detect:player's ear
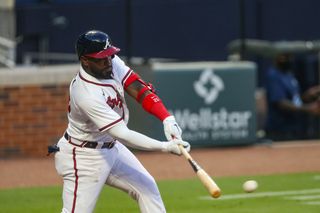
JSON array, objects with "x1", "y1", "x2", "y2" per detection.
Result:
[{"x1": 80, "y1": 56, "x2": 89, "y2": 66}]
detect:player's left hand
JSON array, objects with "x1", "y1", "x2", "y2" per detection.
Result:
[
  {"x1": 163, "y1": 115, "x2": 182, "y2": 140},
  {"x1": 162, "y1": 139, "x2": 191, "y2": 155}
]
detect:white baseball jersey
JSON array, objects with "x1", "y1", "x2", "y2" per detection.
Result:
[
  {"x1": 56, "y1": 55, "x2": 166, "y2": 213},
  {"x1": 67, "y1": 55, "x2": 133, "y2": 142}
]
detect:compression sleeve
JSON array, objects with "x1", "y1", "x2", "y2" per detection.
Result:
[
  {"x1": 107, "y1": 120, "x2": 167, "y2": 151},
  {"x1": 141, "y1": 93, "x2": 171, "y2": 121}
]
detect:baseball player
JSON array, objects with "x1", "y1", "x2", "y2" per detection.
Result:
[{"x1": 53, "y1": 30, "x2": 190, "y2": 213}]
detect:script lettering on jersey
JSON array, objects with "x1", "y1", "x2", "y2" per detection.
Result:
[{"x1": 106, "y1": 94, "x2": 123, "y2": 109}]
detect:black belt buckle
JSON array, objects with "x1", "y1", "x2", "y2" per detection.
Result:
[
  {"x1": 84, "y1": 141, "x2": 115, "y2": 149},
  {"x1": 65, "y1": 131, "x2": 115, "y2": 149},
  {"x1": 83, "y1": 142, "x2": 97, "y2": 149}
]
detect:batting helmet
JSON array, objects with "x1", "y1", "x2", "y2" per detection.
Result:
[{"x1": 76, "y1": 30, "x2": 120, "y2": 59}]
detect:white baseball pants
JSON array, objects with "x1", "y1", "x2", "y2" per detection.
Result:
[{"x1": 54, "y1": 137, "x2": 166, "y2": 213}]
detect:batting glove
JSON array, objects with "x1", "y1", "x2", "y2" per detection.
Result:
[
  {"x1": 163, "y1": 115, "x2": 182, "y2": 140},
  {"x1": 162, "y1": 139, "x2": 191, "y2": 155}
]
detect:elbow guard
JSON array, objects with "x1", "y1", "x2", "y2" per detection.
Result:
[{"x1": 124, "y1": 71, "x2": 170, "y2": 121}]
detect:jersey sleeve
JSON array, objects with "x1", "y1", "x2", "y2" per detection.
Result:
[
  {"x1": 78, "y1": 94, "x2": 123, "y2": 132},
  {"x1": 112, "y1": 55, "x2": 133, "y2": 86}
]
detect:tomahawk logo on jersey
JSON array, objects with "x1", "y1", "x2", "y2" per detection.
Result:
[{"x1": 106, "y1": 93, "x2": 123, "y2": 109}]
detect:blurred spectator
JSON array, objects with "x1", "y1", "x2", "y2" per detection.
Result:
[{"x1": 265, "y1": 53, "x2": 320, "y2": 141}]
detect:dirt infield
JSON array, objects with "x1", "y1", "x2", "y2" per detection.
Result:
[{"x1": 1, "y1": 140, "x2": 320, "y2": 189}]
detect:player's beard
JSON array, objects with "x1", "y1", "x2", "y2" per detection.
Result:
[
  {"x1": 91, "y1": 66, "x2": 113, "y2": 79},
  {"x1": 100, "y1": 67, "x2": 113, "y2": 79}
]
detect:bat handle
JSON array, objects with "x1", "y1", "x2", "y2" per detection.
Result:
[
  {"x1": 172, "y1": 135, "x2": 191, "y2": 158},
  {"x1": 178, "y1": 144, "x2": 192, "y2": 159}
]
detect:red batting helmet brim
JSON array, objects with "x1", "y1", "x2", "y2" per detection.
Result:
[{"x1": 84, "y1": 46, "x2": 120, "y2": 58}]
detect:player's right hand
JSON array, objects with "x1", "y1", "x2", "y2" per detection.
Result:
[
  {"x1": 162, "y1": 139, "x2": 191, "y2": 155},
  {"x1": 163, "y1": 115, "x2": 183, "y2": 140}
]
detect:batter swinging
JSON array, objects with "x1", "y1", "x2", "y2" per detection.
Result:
[{"x1": 53, "y1": 30, "x2": 190, "y2": 213}]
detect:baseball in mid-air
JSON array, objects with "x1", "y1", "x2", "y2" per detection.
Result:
[{"x1": 243, "y1": 180, "x2": 258, "y2": 193}]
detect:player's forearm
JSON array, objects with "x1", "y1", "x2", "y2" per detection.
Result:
[
  {"x1": 124, "y1": 73, "x2": 171, "y2": 121},
  {"x1": 107, "y1": 121, "x2": 166, "y2": 151}
]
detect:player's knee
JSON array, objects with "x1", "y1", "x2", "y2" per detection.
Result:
[
  {"x1": 146, "y1": 177, "x2": 159, "y2": 194},
  {"x1": 129, "y1": 175, "x2": 160, "y2": 201}
]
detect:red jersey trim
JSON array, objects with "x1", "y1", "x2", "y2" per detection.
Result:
[
  {"x1": 79, "y1": 73, "x2": 117, "y2": 90},
  {"x1": 72, "y1": 148, "x2": 79, "y2": 213},
  {"x1": 78, "y1": 72, "x2": 125, "y2": 131},
  {"x1": 99, "y1": 117, "x2": 123, "y2": 131},
  {"x1": 121, "y1": 69, "x2": 133, "y2": 86}
]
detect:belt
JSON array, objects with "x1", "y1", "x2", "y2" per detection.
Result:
[{"x1": 64, "y1": 132, "x2": 115, "y2": 149}]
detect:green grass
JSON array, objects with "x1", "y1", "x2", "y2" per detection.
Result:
[{"x1": 1, "y1": 172, "x2": 320, "y2": 212}]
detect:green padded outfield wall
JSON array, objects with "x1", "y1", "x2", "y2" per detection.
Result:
[{"x1": 152, "y1": 61, "x2": 257, "y2": 147}]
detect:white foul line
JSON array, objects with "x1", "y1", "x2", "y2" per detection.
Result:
[
  {"x1": 199, "y1": 188, "x2": 320, "y2": 200},
  {"x1": 285, "y1": 194, "x2": 320, "y2": 200},
  {"x1": 304, "y1": 201, "x2": 320, "y2": 205}
]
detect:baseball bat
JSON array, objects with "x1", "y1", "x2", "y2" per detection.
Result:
[{"x1": 178, "y1": 145, "x2": 221, "y2": 198}]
